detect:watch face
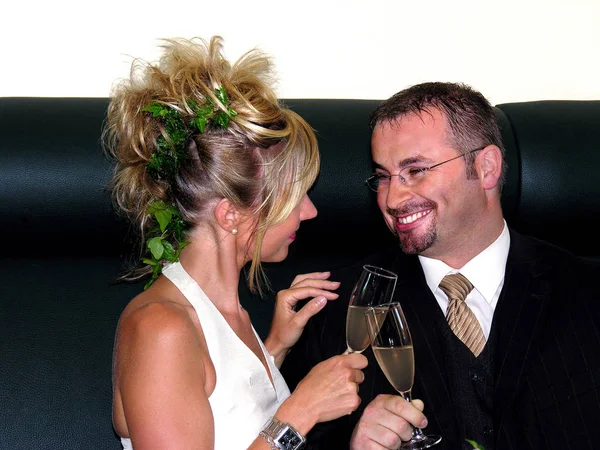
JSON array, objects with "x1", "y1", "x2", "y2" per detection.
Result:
[{"x1": 279, "y1": 428, "x2": 302, "y2": 449}]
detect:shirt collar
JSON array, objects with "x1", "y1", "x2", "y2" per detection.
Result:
[{"x1": 418, "y1": 221, "x2": 510, "y2": 303}]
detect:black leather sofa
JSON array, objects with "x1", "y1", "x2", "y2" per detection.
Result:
[{"x1": 1, "y1": 97, "x2": 599, "y2": 449}]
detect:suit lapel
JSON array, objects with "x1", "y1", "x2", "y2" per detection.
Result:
[
  {"x1": 492, "y1": 231, "x2": 553, "y2": 428},
  {"x1": 392, "y1": 255, "x2": 459, "y2": 440}
]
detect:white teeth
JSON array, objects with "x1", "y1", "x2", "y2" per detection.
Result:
[{"x1": 398, "y1": 210, "x2": 430, "y2": 224}]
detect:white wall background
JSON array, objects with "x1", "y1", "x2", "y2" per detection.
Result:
[{"x1": 2, "y1": 0, "x2": 599, "y2": 104}]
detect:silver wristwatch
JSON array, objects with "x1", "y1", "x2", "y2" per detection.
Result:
[{"x1": 260, "y1": 417, "x2": 306, "y2": 450}]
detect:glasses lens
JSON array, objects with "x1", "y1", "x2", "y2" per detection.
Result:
[
  {"x1": 366, "y1": 175, "x2": 379, "y2": 191},
  {"x1": 400, "y1": 167, "x2": 427, "y2": 186}
]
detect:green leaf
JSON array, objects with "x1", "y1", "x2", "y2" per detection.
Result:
[
  {"x1": 215, "y1": 86, "x2": 228, "y2": 105},
  {"x1": 141, "y1": 258, "x2": 159, "y2": 266},
  {"x1": 162, "y1": 240, "x2": 177, "y2": 262},
  {"x1": 173, "y1": 219, "x2": 187, "y2": 241},
  {"x1": 142, "y1": 102, "x2": 167, "y2": 117},
  {"x1": 143, "y1": 264, "x2": 162, "y2": 290},
  {"x1": 154, "y1": 208, "x2": 173, "y2": 233},
  {"x1": 190, "y1": 115, "x2": 209, "y2": 133},
  {"x1": 187, "y1": 98, "x2": 198, "y2": 111},
  {"x1": 148, "y1": 225, "x2": 161, "y2": 235},
  {"x1": 213, "y1": 111, "x2": 231, "y2": 129},
  {"x1": 147, "y1": 237, "x2": 165, "y2": 260},
  {"x1": 147, "y1": 201, "x2": 167, "y2": 214},
  {"x1": 465, "y1": 439, "x2": 485, "y2": 450},
  {"x1": 198, "y1": 103, "x2": 214, "y2": 115},
  {"x1": 163, "y1": 107, "x2": 180, "y2": 120},
  {"x1": 166, "y1": 204, "x2": 180, "y2": 216}
]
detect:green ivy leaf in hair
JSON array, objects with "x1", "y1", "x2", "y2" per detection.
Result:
[
  {"x1": 161, "y1": 240, "x2": 177, "y2": 262},
  {"x1": 141, "y1": 258, "x2": 160, "y2": 267},
  {"x1": 147, "y1": 237, "x2": 165, "y2": 260},
  {"x1": 140, "y1": 87, "x2": 236, "y2": 289},
  {"x1": 144, "y1": 263, "x2": 162, "y2": 290},
  {"x1": 141, "y1": 102, "x2": 169, "y2": 118},
  {"x1": 141, "y1": 102, "x2": 188, "y2": 181},
  {"x1": 150, "y1": 202, "x2": 173, "y2": 233},
  {"x1": 189, "y1": 115, "x2": 209, "y2": 134},
  {"x1": 147, "y1": 201, "x2": 167, "y2": 214},
  {"x1": 141, "y1": 201, "x2": 190, "y2": 289},
  {"x1": 215, "y1": 86, "x2": 229, "y2": 105},
  {"x1": 213, "y1": 110, "x2": 234, "y2": 129}
]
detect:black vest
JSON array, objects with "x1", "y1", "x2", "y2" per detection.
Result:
[{"x1": 436, "y1": 309, "x2": 498, "y2": 450}]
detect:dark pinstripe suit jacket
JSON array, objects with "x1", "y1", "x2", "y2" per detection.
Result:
[{"x1": 281, "y1": 230, "x2": 600, "y2": 450}]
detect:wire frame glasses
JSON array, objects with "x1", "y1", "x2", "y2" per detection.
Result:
[{"x1": 364, "y1": 147, "x2": 484, "y2": 192}]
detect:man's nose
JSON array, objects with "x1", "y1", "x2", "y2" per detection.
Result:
[{"x1": 385, "y1": 177, "x2": 413, "y2": 209}]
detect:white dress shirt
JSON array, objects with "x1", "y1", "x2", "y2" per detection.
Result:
[{"x1": 418, "y1": 221, "x2": 510, "y2": 339}]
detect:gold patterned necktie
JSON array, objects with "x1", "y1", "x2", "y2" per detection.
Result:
[{"x1": 439, "y1": 273, "x2": 486, "y2": 357}]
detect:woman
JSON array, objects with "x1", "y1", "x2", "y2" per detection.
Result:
[{"x1": 104, "y1": 36, "x2": 367, "y2": 449}]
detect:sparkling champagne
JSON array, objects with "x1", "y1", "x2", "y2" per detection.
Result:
[
  {"x1": 346, "y1": 305, "x2": 370, "y2": 353},
  {"x1": 372, "y1": 345, "x2": 415, "y2": 393}
]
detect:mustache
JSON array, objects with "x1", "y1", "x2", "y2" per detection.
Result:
[{"x1": 386, "y1": 201, "x2": 436, "y2": 217}]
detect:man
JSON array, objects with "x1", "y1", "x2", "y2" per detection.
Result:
[{"x1": 282, "y1": 82, "x2": 600, "y2": 449}]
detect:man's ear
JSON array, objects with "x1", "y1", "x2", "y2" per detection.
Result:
[
  {"x1": 213, "y1": 198, "x2": 241, "y2": 234},
  {"x1": 478, "y1": 145, "x2": 503, "y2": 190}
]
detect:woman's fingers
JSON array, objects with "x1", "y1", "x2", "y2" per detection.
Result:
[
  {"x1": 291, "y1": 296, "x2": 328, "y2": 326},
  {"x1": 290, "y1": 271, "x2": 332, "y2": 287},
  {"x1": 277, "y1": 282, "x2": 340, "y2": 315}
]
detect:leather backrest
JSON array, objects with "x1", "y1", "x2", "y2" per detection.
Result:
[
  {"x1": 1, "y1": 97, "x2": 599, "y2": 450},
  {"x1": 0, "y1": 97, "x2": 126, "y2": 257},
  {"x1": 496, "y1": 101, "x2": 600, "y2": 258},
  {"x1": 2, "y1": 98, "x2": 599, "y2": 259}
]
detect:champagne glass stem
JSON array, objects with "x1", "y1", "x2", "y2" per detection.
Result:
[{"x1": 401, "y1": 391, "x2": 429, "y2": 444}]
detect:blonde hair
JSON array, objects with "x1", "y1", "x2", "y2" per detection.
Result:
[{"x1": 103, "y1": 36, "x2": 319, "y2": 293}]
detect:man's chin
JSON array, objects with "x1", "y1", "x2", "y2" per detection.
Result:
[
  {"x1": 397, "y1": 231, "x2": 436, "y2": 255},
  {"x1": 398, "y1": 240, "x2": 423, "y2": 255}
]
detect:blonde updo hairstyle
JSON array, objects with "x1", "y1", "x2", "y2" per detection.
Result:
[{"x1": 104, "y1": 36, "x2": 319, "y2": 293}]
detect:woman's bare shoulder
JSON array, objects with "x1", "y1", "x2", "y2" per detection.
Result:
[{"x1": 116, "y1": 276, "x2": 202, "y2": 350}]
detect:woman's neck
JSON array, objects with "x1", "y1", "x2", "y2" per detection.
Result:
[{"x1": 177, "y1": 225, "x2": 243, "y2": 314}]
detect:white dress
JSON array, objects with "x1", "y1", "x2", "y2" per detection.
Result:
[{"x1": 121, "y1": 262, "x2": 291, "y2": 449}]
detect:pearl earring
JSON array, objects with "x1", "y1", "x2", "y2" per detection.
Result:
[{"x1": 231, "y1": 228, "x2": 238, "y2": 235}]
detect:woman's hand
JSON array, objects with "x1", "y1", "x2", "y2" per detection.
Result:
[
  {"x1": 264, "y1": 272, "x2": 340, "y2": 366},
  {"x1": 275, "y1": 353, "x2": 368, "y2": 435}
]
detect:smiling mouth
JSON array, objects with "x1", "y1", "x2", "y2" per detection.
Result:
[{"x1": 397, "y1": 209, "x2": 432, "y2": 225}]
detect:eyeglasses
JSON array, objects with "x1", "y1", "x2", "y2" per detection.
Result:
[{"x1": 364, "y1": 147, "x2": 485, "y2": 192}]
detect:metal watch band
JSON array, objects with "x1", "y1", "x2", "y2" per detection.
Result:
[
  {"x1": 259, "y1": 430, "x2": 278, "y2": 450},
  {"x1": 260, "y1": 417, "x2": 306, "y2": 450}
]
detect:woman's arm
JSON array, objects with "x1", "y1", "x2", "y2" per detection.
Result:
[
  {"x1": 248, "y1": 353, "x2": 368, "y2": 449},
  {"x1": 115, "y1": 301, "x2": 215, "y2": 450}
]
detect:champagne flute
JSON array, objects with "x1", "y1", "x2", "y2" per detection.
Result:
[
  {"x1": 365, "y1": 303, "x2": 442, "y2": 449},
  {"x1": 344, "y1": 265, "x2": 397, "y2": 354}
]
